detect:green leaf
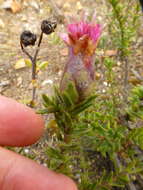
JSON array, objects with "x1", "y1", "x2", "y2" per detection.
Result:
[
  {"x1": 62, "y1": 91, "x2": 74, "y2": 108},
  {"x1": 42, "y1": 94, "x2": 54, "y2": 106},
  {"x1": 54, "y1": 87, "x2": 65, "y2": 105},
  {"x1": 38, "y1": 61, "x2": 49, "y2": 70},
  {"x1": 37, "y1": 109, "x2": 48, "y2": 114},
  {"x1": 118, "y1": 174, "x2": 130, "y2": 183},
  {"x1": 71, "y1": 95, "x2": 97, "y2": 115},
  {"x1": 46, "y1": 147, "x2": 63, "y2": 160},
  {"x1": 65, "y1": 82, "x2": 79, "y2": 103}
]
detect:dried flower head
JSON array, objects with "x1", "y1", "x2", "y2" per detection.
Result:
[
  {"x1": 41, "y1": 20, "x2": 57, "y2": 35},
  {"x1": 20, "y1": 30, "x2": 37, "y2": 47}
]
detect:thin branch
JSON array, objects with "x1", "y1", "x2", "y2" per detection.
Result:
[
  {"x1": 32, "y1": 32, "x2": 43, "y2": 80},
  {"x1": 48, "y1": 0, "x2": 65, "y2": 23},
  {"x1": 20, "y1": 42, "x2": 33, "y2": 61},
  {"x1": 20, "y1": 32, "x2": 44, "y2": 107},
  {"x1": 30, "y1": 32, "x2": 43, "y2": 106}
]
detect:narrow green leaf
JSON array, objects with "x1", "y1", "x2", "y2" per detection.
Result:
[{"x1": 42, "y1": 94, "x2": 54, "y2": 106}]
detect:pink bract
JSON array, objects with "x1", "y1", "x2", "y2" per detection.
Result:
[
  {"x1": 61, "y1": 20, "x2": 101, "y2": 56},
  {"x1": 67, "y1": 21, "x2": 101, "y2": 42}
]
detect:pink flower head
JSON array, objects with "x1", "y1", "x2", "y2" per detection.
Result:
[
  {"x1": 60, "y1": 18, "x2": 102, "y2": 99},
  {"x1": 61, "y1": 21, "x2": 101, "y2": 56}
]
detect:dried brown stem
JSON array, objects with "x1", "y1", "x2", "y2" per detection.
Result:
[
  {"x1": 20, "y1": 32, "x2": 44, "y2": 107},
  {"x1": 20, "y1": 42, "x2": 33, "y2": 61},
  {"x1": 48, "y1": 0, "x2": 65, "y2": 23},
  {"x1": 31, "y1": 32, "x2": 43, "y2": 106},
  {"x1": 32, "y1": 32, "x2": 43, "y2": 80}
]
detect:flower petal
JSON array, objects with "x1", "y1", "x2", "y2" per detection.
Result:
[
  {"x1": 60, "y1": 33, "x2": 69, "y2": 43},
  {"x1": 61, "y1": 19, "x2": 101, "y2": 55}
]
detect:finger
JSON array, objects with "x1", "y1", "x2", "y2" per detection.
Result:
[
  {"x1": 0, "y1": 148, "x2": 77, "y2": 190},
  {"x1": 0, "y1": 96, "x2": 44, "y2": 146}
]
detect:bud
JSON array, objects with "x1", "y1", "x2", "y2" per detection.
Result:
[
  {"x1": 41, "y1": 20, "x2": 57, "y2": 35},
  {"x1": 20, "y1": 31, "x2": 37, "y2": 47}
]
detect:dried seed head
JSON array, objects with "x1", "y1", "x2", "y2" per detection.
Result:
[
  {"x1": 41, "y1": 20, "x2": 57, "y2": 35},
  {"x1": 20, "y1": 30, "x2": 37, "y2": 47}
]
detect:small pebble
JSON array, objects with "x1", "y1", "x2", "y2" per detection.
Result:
[
  {"x1": 102, "y1": 89, "x2": 106, "y2": 93},
  {"x1": 24, "y1": 149, "x2": 29, "y2": 154},
  {"x1": 42, "y1": 79, "x2": 53, "y2": 86},
  {"x1": 17, "y1": 77, "x2": 23, "y2": 87},
  {"x1": 103, "y1": 81, "x2": 108, "y2": 86},
  {"x1": 0, "y1": 80, "x2": 10, "y2": 87}
]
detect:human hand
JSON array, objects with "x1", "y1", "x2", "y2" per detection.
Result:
[{"x1": 0, "y1": 96, "x2": 77, "y2": 190}]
